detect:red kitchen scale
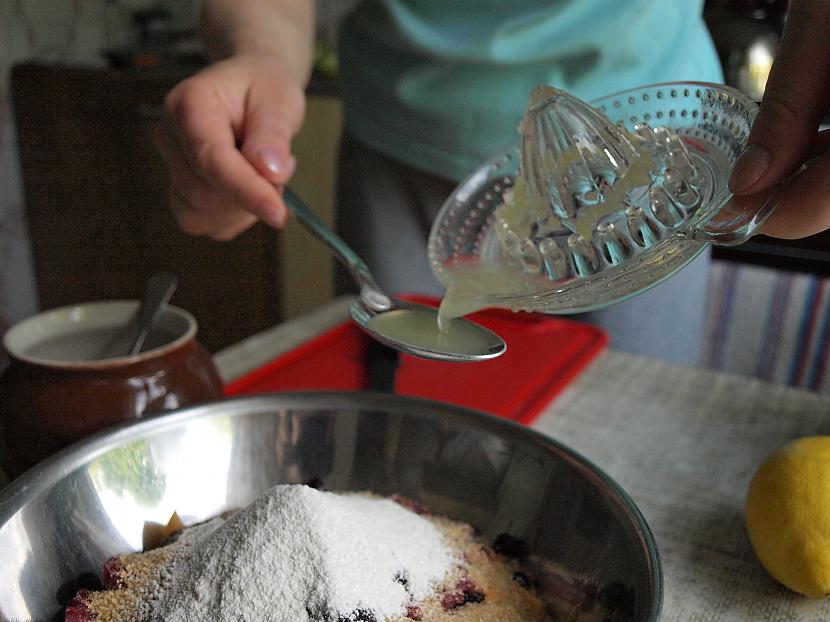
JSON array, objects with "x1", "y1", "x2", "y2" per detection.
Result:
[{"x1": 225, "y1": 296, "x2": 607, "y2": 426}]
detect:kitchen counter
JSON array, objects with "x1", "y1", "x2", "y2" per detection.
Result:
[{"x1": 215, "y1": 296, "x2": 830, "y2": 621}]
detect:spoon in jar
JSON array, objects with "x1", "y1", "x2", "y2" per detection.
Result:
[
  {"x1": 282, "y1": 188, "x2": 506, "y2": 362},
  {"x1": 127, "y1": 272, "x2": 179, "y2": 356}
]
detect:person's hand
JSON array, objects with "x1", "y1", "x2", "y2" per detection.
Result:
[
  {"x1": 153, "y1": 52, "x2": 305, "y2": 240},
  {"x1": 728, "y1": 0, "x2": 830, "y2": 239}
]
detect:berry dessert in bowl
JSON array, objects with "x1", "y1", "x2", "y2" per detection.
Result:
[{"x1": 0, "y1": 393, "x2": 660, "y2": 622}]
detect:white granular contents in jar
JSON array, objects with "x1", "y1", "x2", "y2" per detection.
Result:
[{"x1": 139, "y1": 484, "x2": 454, "y2": 621}]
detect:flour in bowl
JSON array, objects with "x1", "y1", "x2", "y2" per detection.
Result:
[
  {"x1": 144, "y1": 485, "x2": 451, "y2": 621},
  {"x1": 67, "y1": 484, "x2": 571, "y2": 622}
]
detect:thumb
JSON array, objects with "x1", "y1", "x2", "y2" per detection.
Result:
[
  {"x1": 239, "y1": 79, "x2": 305, "y2": 185},
  {"x1": 729, "y1": 0, "x2": 830, "y2": 195}
]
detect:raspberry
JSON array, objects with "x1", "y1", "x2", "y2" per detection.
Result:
[
  {"x1": 64, "y1": 589, "x2": 93, "y2": 622},
  {"x1": 101, "y1": 557, "x2": 125, "y2": 589}
]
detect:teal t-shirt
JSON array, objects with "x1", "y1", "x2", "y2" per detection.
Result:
[{"x1": 338, "y1": 0, "x2": 723, "y2": 182}]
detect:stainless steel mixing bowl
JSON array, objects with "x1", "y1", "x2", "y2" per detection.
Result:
[{"x1": 0, "y1": 392, "x2": 661, "y2": 622}]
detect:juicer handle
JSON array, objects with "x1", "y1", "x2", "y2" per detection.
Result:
[{"x1": 692, "y1": 173, "x2": 796, "y2": 247}]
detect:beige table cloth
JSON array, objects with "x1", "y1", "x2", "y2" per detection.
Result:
[{"x1": 537, "y1": 351, "x2": 830, "y2": 621}]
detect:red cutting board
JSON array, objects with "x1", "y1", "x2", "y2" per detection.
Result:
[{"x1": 224, "y1": 297, "x2": 607, "y2": 425}]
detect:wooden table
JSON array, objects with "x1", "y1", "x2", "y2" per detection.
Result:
[{"x1": 215, "y1": 296, "x2": 830, "y2": 621}]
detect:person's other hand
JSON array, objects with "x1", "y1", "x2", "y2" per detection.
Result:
[
  {"x1": 728, "y1": 0, "x2": 830, "y2": 239},
  {"x1": 154, "y1": 53, "x2": 305, "y2": 240}
]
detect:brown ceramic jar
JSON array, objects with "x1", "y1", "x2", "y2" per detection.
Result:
[{"x1": 0, "y1": 301, "x2": 224, "y2": 480}]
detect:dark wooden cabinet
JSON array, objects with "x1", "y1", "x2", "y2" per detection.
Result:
[{"x1": 12, "y1": 63, "x2": 283, "y2": 353}]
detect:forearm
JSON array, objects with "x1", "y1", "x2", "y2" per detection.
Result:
[{"x1": 200, "y1": 0, "x2": 315, "y2": 84}]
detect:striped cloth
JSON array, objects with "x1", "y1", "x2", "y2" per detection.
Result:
[{"x1": 703, "y1": 259, "x2": 830, "y2": 391}]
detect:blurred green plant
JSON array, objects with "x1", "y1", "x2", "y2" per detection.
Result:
[{"x1": 90, "y1": 441, "x2": 166, "y2": 507}]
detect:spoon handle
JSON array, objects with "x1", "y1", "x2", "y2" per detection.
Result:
[
  {"x1": 282, "y1": 187, "x2": 391, "y2": 312},
  {"x1": 128, "y1": 272, "x2": 179, "y2": 356}
]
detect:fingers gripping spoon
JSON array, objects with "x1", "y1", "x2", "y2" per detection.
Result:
[{"x1": 282, "y1": 188, "x2": 506, "y2": 362}]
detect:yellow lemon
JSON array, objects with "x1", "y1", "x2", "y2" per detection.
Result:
[{"x1": 745, "y1": 436, "x2": 830, "y2": 598}]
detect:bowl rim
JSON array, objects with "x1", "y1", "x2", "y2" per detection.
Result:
[{"x1": 0, "y1": 391, "x2": 663, "y2": 621}]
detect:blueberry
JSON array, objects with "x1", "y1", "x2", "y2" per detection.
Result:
[
  {"x1": 464, "y1": 590, "x2": 485, "y2": 604},
  {"x1": 512, "y1": 571, "x2": 532, "y2": 589},
  {"x1": 579, "y1": 582, "x2": 598, "y2": 612},
  {"x1": 492, "y1": 533, "x2": 530, "y2": 559},
  {"x1": 598, "y1": 581, "x2": 635, "y2": 616}
]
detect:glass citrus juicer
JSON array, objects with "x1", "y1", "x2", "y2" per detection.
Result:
[{"x1": 428, "y1": 81, "x2": 776, "y2": 320}]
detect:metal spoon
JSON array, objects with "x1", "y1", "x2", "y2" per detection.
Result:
[
  {"x1": 282, "y1": 188, "x2": 506, "y2": 362},
  {"x1": 127, "y1": 272, "x2": 179, "y2": 356}
]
